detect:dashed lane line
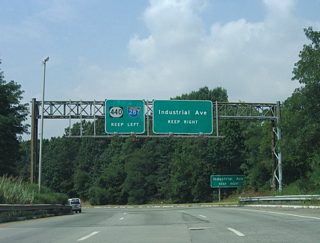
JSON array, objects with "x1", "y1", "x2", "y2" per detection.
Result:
[
  {"x1": 77, "y1": 231, "x2": 99, "y2": 241},
  {"x1": 227, "y1": 227, "x2": 245, "y2": 237}
]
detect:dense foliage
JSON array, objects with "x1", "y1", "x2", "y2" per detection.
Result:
[
  {"x1": 280, "y1": 27, "x2": 320, "y2": 192},
  {"x1": 0, "y1": 63, "x2": 28, "y2": 176}
]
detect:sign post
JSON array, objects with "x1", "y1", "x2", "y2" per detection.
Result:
[
  {"x1": 210, "y1": 175, "x2": 245, "y2": 202},
  {"x1": 153, "y1": 100, "x2": 213, "y2": 134},
  {"x1": 105, "y1": 100, "x2": 145, "y2": 134}
]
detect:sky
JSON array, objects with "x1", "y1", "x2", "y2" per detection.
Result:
[{"x1": 1, "y1": 0, "x2": 320, "y2": 138}]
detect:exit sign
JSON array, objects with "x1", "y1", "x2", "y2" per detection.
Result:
[
  {"x1": 105, "y1": 100, "x2": 145, "y2": 134},
  {"x1": 153, "y1": 100, "x2": 213, "y2": 134},
  {"x1": 210, "y1": 175, "x2": 245, "y2": 188}
]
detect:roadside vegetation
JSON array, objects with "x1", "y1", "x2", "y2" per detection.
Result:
[
  {"x1": 1, "y1": 27, "x2": 320, "y2": 205},
  {"x1": 0, "y1": 176, "x2": 68, "y2": 204},
  {"x1": 0, "y1": 176, "x2": 34, "y2": 204}
]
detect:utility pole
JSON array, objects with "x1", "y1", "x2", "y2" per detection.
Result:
[{"x1": 38, "y1": 57, "x2": 49, "y2": 192}]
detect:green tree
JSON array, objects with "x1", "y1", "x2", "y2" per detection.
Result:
[
  {"x1": 292, "y1": 27, "x2": 320, "y2": 128},
  {"x1": 169, "y1": 138, "x2": 216, "y2": 203},
  {"x1": 293, "y1": 27, "x2": 320, "y2": 88},
  {"x1": 0, "y1": 64, "x2": 28, "y2": 176},
  {"x1": 121, "y1": 138, "x2": 149, "y2": 204},
  {"x1": 176, "y1": 86, "x2": 228, "y2": 102},
  {"x1": 95, "y1": 138, "x2": 127, "y2": 204},
  {"x1": 42, "y1": 137, "x2": 79, "y2": 194},
  {"x1": 144, "y1": 138, "x2": 174, "y2": 201},
  {"x1": 219, "y1": 121, "x2": 246, "y2": 174},
  {"x1": 242, "y1": 122, "x2": 273, "y2": 190},
  {"x1": 281, "y1": 27, "x2": 320, "y2": 191}
]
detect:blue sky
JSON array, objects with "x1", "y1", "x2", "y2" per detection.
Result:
[{"x1": 1, "y1": 0, "x2": 320, "y2": 138}]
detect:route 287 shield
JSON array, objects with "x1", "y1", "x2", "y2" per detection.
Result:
[{"x1": 128, "y1": 106, "x2": 141, "y2": 118}]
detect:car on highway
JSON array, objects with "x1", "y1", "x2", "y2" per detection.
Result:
[{"x1": 68, "y1": 198, "x2": 82, "y2": 213}]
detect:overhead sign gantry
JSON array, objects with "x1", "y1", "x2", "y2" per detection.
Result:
[{"x1": 30, "y1": 99, "x2": 282, "y2": 192}]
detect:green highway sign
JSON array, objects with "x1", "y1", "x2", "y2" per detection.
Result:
[
  {"x1": 210, "y1": 175, "x2": 245, "y2": 188},
  {"x1": 153, "y1": 100, "x2": 213, "y2": 134},
  {"x1": 105, "y1": 100, "x2": 145, "y2": 134}
]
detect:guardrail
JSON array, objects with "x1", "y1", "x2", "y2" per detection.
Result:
[
  {"x1": 239, "y1": 195, "x2": 320, "y2": 204},
  {"x1": 0, "y1": 204, "x2": 72, "y2": 223}
]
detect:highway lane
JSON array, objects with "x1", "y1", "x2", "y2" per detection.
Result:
[{"x1": 0, "y1": 206, "x2": 320, "y2": 242}]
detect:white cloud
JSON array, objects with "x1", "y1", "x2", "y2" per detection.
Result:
[
  {"x1": 0, "y1": 1, "x2": 77, "y2": 43},
  {"x1": 36, "y1": 0, "x2": 78, "y2": 23},
  {"x1": 263, "y1": 0, "x2": 296, "y2": 17},
  {"x1": 129, "y1": 35, "x2": 155, "y2": 63},
  {"x1": 73, "y1": 0, "x2": 320, "y2": 103}
]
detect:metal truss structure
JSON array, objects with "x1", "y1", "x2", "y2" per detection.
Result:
[
  {"x1": 30, "y1": 99, "x2": 282, "y2": 191},
  {"x1": 217, "y1": 102, "x2": 279, "y2": 120}
]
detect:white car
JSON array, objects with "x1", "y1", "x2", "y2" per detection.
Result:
[{"x1": 68, "y1": 198, "x2": 82, "y2": 213}]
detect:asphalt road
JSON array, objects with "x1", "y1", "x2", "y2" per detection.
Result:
[{"x1": 0, "y1": 206, "x2": 320, "y2": 242}]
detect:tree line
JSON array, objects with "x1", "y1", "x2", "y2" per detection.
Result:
[{"x1": 1, "y1": 27, "x2": 320, "y2": 204}]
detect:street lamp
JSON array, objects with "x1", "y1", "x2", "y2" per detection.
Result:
[{"x1": 38, "y1": 56, "x2": 49, "y2": 192}]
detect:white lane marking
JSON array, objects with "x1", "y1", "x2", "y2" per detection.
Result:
[
  {"x1": 239, "y1": 208, "x2": 320, "y2": 220},
  {"x1": 77, "y1": 231, "x2": 99, "y2": 241},
  {"x1": 246, "y1": 204, "x2": 320, "y2": 209},
  {"x1": 120, "y1": 217, "x2": 125, "y2": 220},
  {"x1": 189, "y1": 227, "x2": 213, "y2": 230},
  {"x1": 199, "y1": 214, "x2": 207, "y2": 218},
  {"x1": 227, "y1": 227, "x2": 245, "y2": 237}
]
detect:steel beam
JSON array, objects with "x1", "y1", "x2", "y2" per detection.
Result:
[
  {"x1": 30, "y1": 98, "x2": 38, "y2": 183},
  {"x1": 34, "y1": 100, "x2": 279, "y2": 120}
]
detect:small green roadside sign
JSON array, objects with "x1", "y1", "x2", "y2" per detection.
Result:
[
  {"x1": 105, "y1": 100, "x2": 145, "y2": 134},
  {"x1": 210, "y1": 175, "x2": 245, "y2": 188},
  {"x1": 153, "y1": 100, "x2": 213, "y2": 134}
]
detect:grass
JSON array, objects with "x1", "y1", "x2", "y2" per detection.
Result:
[
  {"x1": 0, "y1": 176, "x2": 68, "y2": 205},
  {"x1": 0, "y1": 176, "x2": 34, "y2": 204}
]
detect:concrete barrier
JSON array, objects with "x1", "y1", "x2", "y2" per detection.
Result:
[{"x1": 0, "y1": 204, "x2": 72, "y2": 223}]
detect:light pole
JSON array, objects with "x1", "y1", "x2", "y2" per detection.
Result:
[{"x1": 38, "y1": 56, "x2": 49, "y2": 192}]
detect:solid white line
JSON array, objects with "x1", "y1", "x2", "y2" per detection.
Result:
[
  {"x1": 199, "y1": 214, "x2": 207, "y2": 218},
  {"x1": 239, "y1": 208, "x2": 320, "y2": 220},
  {"x1": 77, "y1": 231, "x2": 99, "y2": 241},
  {"x1": 246, "y1": 204, "x2": 320, "y2": 209},
  {"x1": 227, "y1": 227, "x2": 245, "y2": 237}
]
